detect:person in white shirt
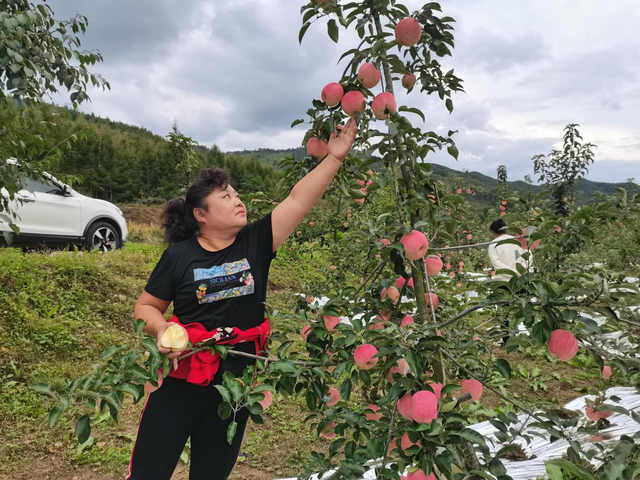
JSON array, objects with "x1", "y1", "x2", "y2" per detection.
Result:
[
  {"x1": 487, "y1": 218, "x2": 533, "y2": 345},
  {"x1": 487, "y1": 219, "x2": 533, "y2": 282}
]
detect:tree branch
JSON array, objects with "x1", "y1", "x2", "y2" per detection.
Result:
[
  {"x1": 441, "y1": 349, "x2": 547, "y2": 423},
  {"x1": 375, "y1": 401, "x2": 398, "y2": 480}
]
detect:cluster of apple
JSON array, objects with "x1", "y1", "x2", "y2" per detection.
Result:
[
  {"x1": 299, "y1": 228, "x2": 482, "y2": 438},
  {"x1": 306, "y1": 17, "x2": 424, "y2": 160}
]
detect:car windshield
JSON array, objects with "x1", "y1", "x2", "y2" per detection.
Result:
[{"x1": 20, "y1": 173, "x2": 64, "y2": 195}]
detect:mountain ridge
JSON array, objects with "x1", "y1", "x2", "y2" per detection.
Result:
[{"x1": 225, "y1": 146, "x2": 639, "y2": 203}]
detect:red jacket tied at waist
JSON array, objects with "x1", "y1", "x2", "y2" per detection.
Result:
[{"x1": 167, "y1": 316, "x2": 270, "y2": 386}]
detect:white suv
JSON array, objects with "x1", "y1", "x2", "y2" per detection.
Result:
[{"x1": 1, "y1": 160, "x2": 128, "y2": 251}]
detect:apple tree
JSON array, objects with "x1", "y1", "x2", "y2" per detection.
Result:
[
  {"x1": 34, "y1": 1, "x2": 640, "y2": 479},
  {"x1": 532, "y1": 124, "x2": 596, "y2": 217}
]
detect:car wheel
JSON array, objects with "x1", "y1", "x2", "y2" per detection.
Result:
[{"x1": 85, "y1": 222, "x2": 121, "y2": 252}]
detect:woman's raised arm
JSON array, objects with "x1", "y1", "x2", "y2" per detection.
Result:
[{"x1": 271, "y1": 118, "x2": 357, "y2": 251}]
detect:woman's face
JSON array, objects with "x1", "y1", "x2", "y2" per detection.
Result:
[{"x1": 195, "y1": 184, "x2": 247, "y2": 233}]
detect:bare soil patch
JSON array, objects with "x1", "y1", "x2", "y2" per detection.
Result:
[{"x1": 118, "y1": 205, "x2": 164, "y2": 226}]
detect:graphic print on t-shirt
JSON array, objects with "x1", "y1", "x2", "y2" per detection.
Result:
[{"x1": 193, "y1": 258, "x2": 255, "y2": 304}]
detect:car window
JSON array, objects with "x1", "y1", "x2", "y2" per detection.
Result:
[{"x1": 21, "y1": 174, "x2": 63, "y2": 195}]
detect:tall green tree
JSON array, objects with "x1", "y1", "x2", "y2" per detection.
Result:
[
  {"x1": 532, "y1": 123, "x2": 596, "y2": 216},
  {"x1": 0, "y1": 0, "x2": 109, "y2": 238},
  {"x1": 496, "y1": 164, "x2": 507, "y2": 200},
  {"x1": 165, "y1": 121, "x2": 199, "y2": 192}
]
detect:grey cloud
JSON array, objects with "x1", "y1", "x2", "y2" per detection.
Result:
[
  {"x1": 520, "y1": 47, "x2": 640, "y2": 103},
  {"x1": 428, "y1": 131, "x2": 556, "y2": 180},
  {"x1": 41, "y1": 0, "x2": 640, "y2": 183},
  {"x1": 159, "y1": 2, "x2": 348, "y2": 139},
  {"x1": 427, "y1": 129, "x2": 638, "y2": 184},
  {"x1": 583, "y1": 160, "x2": 639, "y2": 183},
  {"x1": 454, "y1": 101, "x2": 493, "y2": 132},
  {"x1": 619, "y1": 136, "x2": 640, "y2": 154},
  {"x1": 456, "y1": 28, "x2": 548, "y2": 72},
  {"x1": 48, "y1": 0, "x2": 347, "y2": 142},
  {"x1": 46, "y1": 0, "x2": 200, "y2": 64}
]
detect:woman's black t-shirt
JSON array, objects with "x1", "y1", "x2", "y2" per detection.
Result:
[{"x1": 144, "y1": 213, "x2": 276, "y2": 357}]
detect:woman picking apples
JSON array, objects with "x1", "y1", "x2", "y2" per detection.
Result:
[
  {"x1": 487, "y1": 218, "x2": 533, "y2": 344},
  {"x1": 126, "y1": 119, "x2": 357, "y2": 480},
  {"x1": 487, "y1": 218, "x2": 532, "y2": 282}
]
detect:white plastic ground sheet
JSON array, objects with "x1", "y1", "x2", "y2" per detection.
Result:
[{"x1": 277, "y1": 387, "x2": 640, "y2": 480}]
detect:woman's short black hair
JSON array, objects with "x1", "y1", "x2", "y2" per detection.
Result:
[
  {"x1": 162, "y1": 167, "x2": 231, "y2": 245},
  {"x1": 489, "y1": 218, "x2": 508, "y2": 234}
]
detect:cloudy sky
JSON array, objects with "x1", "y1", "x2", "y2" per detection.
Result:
[{"x1": 45, "y1": 0, "x2": 640, "y2": 183}]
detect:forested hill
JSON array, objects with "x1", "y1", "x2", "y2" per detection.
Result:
[
  {"x1": 20, "y1": 106, "x2": 635, "y2": 206},
  {"x1": 228, "y1": 147, "x2": 639, "y2": 205},
  {"x1": 26, "y1": 107, "x2": 284, "y2": 204}
]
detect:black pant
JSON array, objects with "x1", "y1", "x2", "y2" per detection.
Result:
[{"x1": 126, "y1": 360, "x2": 251, "y2": 480}]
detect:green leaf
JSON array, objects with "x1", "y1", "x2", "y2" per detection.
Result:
[
  {"x1": 546, "y1": 460, "x2": 596, "y2": 479},
  {"x1": 299, "y1": 22, "x2": 311, "y2": 44},
  {"x1": 214, "y1": 385, "x2": 232, "y2": 403},
  {"x1": 48, "y1": 405, "x2": 65, "y2": 427},
  {"x1": 142, "y1": 337, "x2": 160, "y2": 357},
  {"x1": 405, "y1": 350, "x2": 420, "y2": 378},
  {"x1": 469, "y1": 471, "x2": 496, "y2": 480},
  {"x1": 327, "y1": 19, "x2": 339, "y2": 43},
  {"x1": 246, "y1": 402, "x2": 263, "y2": 415},
  {"x1": 447, "y1": 145, "x2": 458, "y2": 159},
  {"x1": 32, "y1": 383, "x2": 58, "y2": 399},
  {"x1": 493, "y1": 359, "x2": 511, "y2": 380},
  {"x1": 489, "y1": 419, "x2": 507, "y2": 433},
  {"x1": 252, "y1": 384, "x2": 273, "y2": 394},
  {"x1": 454, "y1": 428, "x2": 487, "y2": 447},
  {"x1": 610, "y1": 437, "x2": 635, "y2": 468},
  {"x1": 604, "y1": 461, "x2": 625, "y2": 480},
  {"x1": 339, "y1": 378, "x2": 352, "y2": 401},
  {"x1": 439, "y1": 400, "x2": 457, "y2": 413},
  {"x1": 595, "y1": 404, "x2": 629, "y2": 416},
  {"x1": 63, "y1": 74, "x2": 74, "y2": 89},
  {"x1": 133, "y1": 318, "x2": 146, "y2": 334},
  {"x1": 545, "y1": 464, "x2": 563, "y2": 480},
  {"x1": 250, "y1": 413, "x2": 264, "y2": 425},
  {"x1": 218, "y1": 401, "x2": 232, "y2": 420},
  {"x1": 214, "y1": 345, "x2": 231, "y2": 360},
  {"x1": 445, "y1": 98, "x2": 453, "y2": 113},
  {"x1": 291, "y1": 119, "x2": 305, "y2": 128},
  {"x1": 227, "y1": 421, "x2": 238, "y2": 445},
  {"x1": 101, "y1": 345, "x2": 125, "y2": 359},
  {"x1": 75, "y1": 414, "x2": 91, "y2": 444},
  {"x1": 532, "y1": 320, "x2": 552, "y2": 344},
  {"x1": 590, "y1": 350, "x2": 604, "y2": 370},
  {"x1": 329, "y1": 437, "x2": 345, "y2": 456},
  {"x1": 227, "y1": 379, "x2": 244, "y2": 403},
  {"x1": 348, "y1": 187, "x2": 367, "y2": 199},
  {"x1": 488, "y1": 457, "x2": 507, "y2": 476},
  {"x1": 271, "y1": 359, "x2": 297, "y2": 375},
  {"x1": 76, "y1": 436, "x2": 95, "y2": 455},
  {"x1": 441, "y1": 384, "x2": 462, "y2": 395},
  {"x1": 398, "y1": 105, "x2": 425, "y2": 122},
  {"x1": 306, "y1": 390, "x2": 317, "y2": 410},
  {"x1": 302, "y1": 9, "x2": 316, "y2": 24},
  {"x1": 624, "y1": 467, "x2": 640, "y2": 480},
  {"x1": 117, "y1": 383, "x2": 143, "y2": 402},
  {"x1": 359, "y1": 369, "x2": 371, "y2": 387}
]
